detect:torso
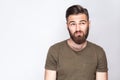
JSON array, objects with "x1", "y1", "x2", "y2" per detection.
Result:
[{"x1": 55, "y1": 40, "x2": 98, "y2": 80}]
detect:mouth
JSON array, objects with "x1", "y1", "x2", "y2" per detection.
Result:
[{"x1": 75, "y1": 31, "x2": 82, "y2": 37}]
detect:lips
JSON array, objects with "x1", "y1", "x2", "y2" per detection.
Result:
[{"x1": 75, "y1": 31, "x2": 82, "y2": 36}]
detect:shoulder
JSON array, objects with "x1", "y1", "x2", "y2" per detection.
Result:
[
  {"x1": 49, "y1": 40, "x2": 67, "y2": 50},
  {"x1": 87, "y1": 41, "x2": 106, "y2": 55},
  {"x1": 87, "y1": 41, "x2": 106, "y2": 58},
  {"x1": 48, "y1": 40, "x2": 67, "y2": 56},
  {"x1": 87, "y1": 41, "x2": 104, "y2": 51}
]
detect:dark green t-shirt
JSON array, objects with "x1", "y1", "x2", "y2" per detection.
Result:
[{"x1": 45, "y1": 40, "x2": 108, "y2": 80}]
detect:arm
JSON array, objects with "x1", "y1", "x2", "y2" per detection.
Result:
[
  {"x1": 96, "y1": 72, "x2": 108, "y2": 80},
  {"x1": 96, "y1": 47, "x2": 108, "y2": 80},
  {"x1": 44, "y1": 69, "x2": 56, "y2": 80}
]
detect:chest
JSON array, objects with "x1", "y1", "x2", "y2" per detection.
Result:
[{"x1": 57, "y1": 49, "x2": 97, "y2": 79}]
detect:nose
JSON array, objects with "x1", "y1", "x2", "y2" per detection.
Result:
[{"x1": 76, "y1": 24, "x2": 80, "y2": 31}]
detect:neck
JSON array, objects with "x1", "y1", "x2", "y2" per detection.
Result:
[{"x1": 67, "y1": 38, "x2": 87, "y2": 51}]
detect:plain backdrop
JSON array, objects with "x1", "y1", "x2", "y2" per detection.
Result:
[{"x1": 0, "y1": 0, "x2": 120, "y2": 80}]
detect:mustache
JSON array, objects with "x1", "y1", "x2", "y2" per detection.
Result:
[{"x1": 75, "y1": 30, "x2": 83, "y2": 34}]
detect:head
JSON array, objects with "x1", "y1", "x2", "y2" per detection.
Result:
[{"x1": 66, "y1": 5, "x2": 90, "y2": 44}]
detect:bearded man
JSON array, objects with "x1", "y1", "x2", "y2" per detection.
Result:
[{"x1": 44, "y1": 5, "x2": 108, "y2": 80}]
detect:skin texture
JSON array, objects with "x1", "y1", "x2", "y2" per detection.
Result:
[
  {"x1": 44, "y1": 13, "x2": 108, "y2": 80},
  {"x1": 67, "y1": 13, "x2": 89, "y2": 45},
  {"x1": 44, "y1": 69, "x2": 56, "y2": 80}
]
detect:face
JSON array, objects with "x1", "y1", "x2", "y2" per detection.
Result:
[{"x1": 67, "y1": 13, "x2": 90, "y2": 44}]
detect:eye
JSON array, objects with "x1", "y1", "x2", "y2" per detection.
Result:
[
  {"x1": 80, "y1": 22, "x2": 86, "y2": 25},
  {"x1": 71, "y1": 23, "x2": 76, "y2": 25},
  {"x1": 69, "y1": 23, "x2": 76, "y2": 26},
  {"x1": 81, "y1": 22, "x2": 85, "y2": 24}
]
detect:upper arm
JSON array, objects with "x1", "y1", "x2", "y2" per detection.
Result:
[
  {"x1": 96, "y1": 48, "x2": 108, "y2": 80},
  {"x1": 96, "y1": 48, "x2": 108, "y2": 72},
  {"x1": 44, "y1": 46, "x2": 58, "y2": 80},
  {"x1": 44, "y1": 69, "x2": 56, "y2": 80},
  {"x1": 45, "y1": 46, "x2": 58, "y2": 70},
  {"x1": 96, "y1": 72, "x2": 108, "y2": 80}
]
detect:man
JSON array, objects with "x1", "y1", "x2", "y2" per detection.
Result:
[{"x1": 44, "y1": 5, "x2": 108, "y2": 80}]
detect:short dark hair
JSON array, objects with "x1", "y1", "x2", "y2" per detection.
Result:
[{"x1": 66, "y1": 5, "x2": 89, "y2": 21}]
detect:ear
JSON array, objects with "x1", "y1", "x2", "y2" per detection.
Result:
[
  {"x1": 88, "y1": 20, "x2": 91, "y2": 28},
  {"x1": 66, "y1": 21, "x2": 69, "y2": 28}
]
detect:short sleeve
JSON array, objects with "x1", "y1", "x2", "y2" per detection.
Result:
[
  {"x1": 96, "y1": 48, "x2": 108, "y2": 72},
  {"x1": 45, "y1": 46, "x2": 58, "y2": 70}
]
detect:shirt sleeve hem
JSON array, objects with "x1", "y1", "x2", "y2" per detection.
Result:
[{"x1": 45, "y1": 66, "x2": 57, "y2": 71}]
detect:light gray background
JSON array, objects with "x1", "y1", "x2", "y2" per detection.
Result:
[{"x1": 0, "y1": 0, "x2": 119, "y2": 80}]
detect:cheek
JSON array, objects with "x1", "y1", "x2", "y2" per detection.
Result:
[
  {"x1": 68, "y1": 27, "x2": 76, "y2": 34},
  {"x1": 81, "y1": 25, "x2": 88, "y2": 32}
]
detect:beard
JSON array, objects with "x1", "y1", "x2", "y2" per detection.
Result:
[{"x1": 68, "y1": 27, "x2": 89, "y2": 44}]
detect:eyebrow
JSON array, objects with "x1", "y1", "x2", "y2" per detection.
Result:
[
  {"x1": 68, "y1": 21, "x2": 75, "y2": 24},
  {"x1": 80, "y1": 20, "x2": 87, "y2": 22},
  {"x1": 68, "y1": 20, "x2": 87, "y2": 24}
]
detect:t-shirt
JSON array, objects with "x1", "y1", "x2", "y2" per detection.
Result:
[{"x1": 45, "y1": 40, "x2": 108, "y2": 80}]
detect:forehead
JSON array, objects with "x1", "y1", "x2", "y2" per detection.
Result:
[{"x1": 67, "y1": 13, "x2": 87, "y2": 21}]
